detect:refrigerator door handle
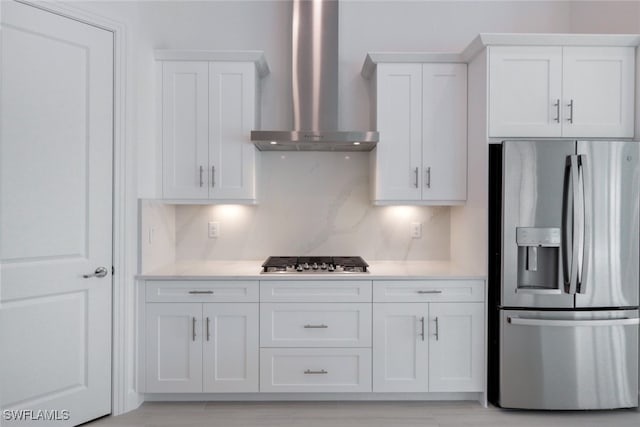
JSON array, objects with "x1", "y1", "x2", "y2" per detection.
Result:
[
  {"x1": 562, "y1": 155, "x2": 580, "y2": 294},
  {"x1": 577, "y1": 154, "x2": 591, "y2": 294},
  {"x1": 508, "y1": 316, "x2": 640, "y2": 327}
]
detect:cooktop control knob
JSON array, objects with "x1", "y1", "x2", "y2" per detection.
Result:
[
  {"x1": 303, "y1": 263, "x2": 310, "y2": 270},
  {"x1": 296, "y1": 265, "x2": 303, "y2": 272},
  {"x1": 312, "y1": 263, "x2": 319, "y2": 270},
  {"x1": 328, "y1": 264, "x2": 335, "y2": 272},
  {"x1": 320, "y1": 263, "x2": 327, "y2": 270}
]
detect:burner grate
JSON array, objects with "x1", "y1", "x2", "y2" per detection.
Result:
[{"x1": 261, "y1": 256, "x2": 369, "y2": 273}]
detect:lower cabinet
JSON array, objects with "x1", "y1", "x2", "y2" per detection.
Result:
[
  {"x1": 145, "y1": 302, "x2": 259, "y2": 393},
  {"x1": 372, "y1": 303, "x2": 429, "y2": 392},
  {"x1": 372, "y1": 280, "x2": 485, "y2": 393},
  {"x1": 142, "y1": 279, "x2": 485, "y2": 396}
]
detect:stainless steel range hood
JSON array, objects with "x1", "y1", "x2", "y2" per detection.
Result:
[{"x1": 251, "y1": 0, "x2": 378, "y2": 152}]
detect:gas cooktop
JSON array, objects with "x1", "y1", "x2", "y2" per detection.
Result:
[{"x1": 261, "y1": 256, "x2": 369, "y2": 274}]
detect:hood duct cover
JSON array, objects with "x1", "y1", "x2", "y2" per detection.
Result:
[{"x1": 251, "y1": 0, "x2": 379, "y2": 151}]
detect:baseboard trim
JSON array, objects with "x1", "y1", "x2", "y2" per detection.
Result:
[{"x1": 143, "y1": 392, "x2": 483, "y2": 403}]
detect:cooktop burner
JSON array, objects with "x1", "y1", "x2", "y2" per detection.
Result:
[{"x1": 261, "y1": 256, "x2": 369, "y2": 273}]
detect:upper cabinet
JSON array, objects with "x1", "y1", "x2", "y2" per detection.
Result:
[
  {"x1": 480, "y1": 37, "x2": 636, "y2": 139},
  {"x1": 157, "y1": 51, "x2": 269, "y2": 203},
  {"x1": 363, "y1": 55, "x2": 467, "y2": 205}
]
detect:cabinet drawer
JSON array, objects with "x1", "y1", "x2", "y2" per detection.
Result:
[
  {"x1": 260, "y1": 303, "x2": 371, "y2": 347},
  {"x1": 260, "y1": 348, "x2": 372, "y2": 392},
  {"x1": 260, "y1": 280, "x2": 372, "y2": 302},
  {"x1": 373, "y1": 280, "x2": 484, "y2": 302},
  {"x1": 145, "y1": 281, "x2": 259, "y2": 302}
]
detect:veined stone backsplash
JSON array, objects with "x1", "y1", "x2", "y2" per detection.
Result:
[{"x1": 171, "y1": 152, "x2": 450, "y2": 261}]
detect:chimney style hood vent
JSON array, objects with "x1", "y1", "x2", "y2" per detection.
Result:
[{"x1": 251, "y1": 0, "x2": 379, "y2": 152}]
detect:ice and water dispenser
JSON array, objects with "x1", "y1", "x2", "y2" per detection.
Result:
[{"x1": 516, "y1": 227, "x2": 561, "y2": 290}]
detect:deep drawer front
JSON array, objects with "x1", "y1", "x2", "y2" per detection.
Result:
[
  {"x1": 260, "y1": 280, "x2": 372, "y2": 302},
  {"x1": 373, "y1": 280, "x2": 484, "y2": 303},
  {"x1": 260, "y1": 348, "x2": 372, "y2": 392},
  {"x1": 260, "y1": 303, "x2": 372, "y2": 347},
  {"x1": 145, "y1": 281, "x2": 259, "y2": 303}
]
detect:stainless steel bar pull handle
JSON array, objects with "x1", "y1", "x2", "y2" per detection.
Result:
[
  {"x1": 304, "y1": 369, "x2": 328, "y2": 375},
  {"x1": 211, "y1": 165, "x2": 215, "y2": 188},
  {"x1": 567, "y1": 99, "x2": 574, "y2": 123},
  {"x1": 304, "y1": 324, "x2": 328, "y2": 329},
  {"x1": 83, "y1": 266, "x2": 109, "y2": 278},
  {"x1": 188, "y1": 290, "x2": 214, "y2": 294},
  {"x1": 553, "y1": 99, "x2": 560, "y2": 123},
  {"x1": 199, "y1": 165, "x2": 204, "y2": 187},
  {"x1": 414, "y1": 167, "x2": 419, "y2": 188},
  {"x1": 577, "y1": 154, "x2": 591, "y2": 294},
  {"x1": 562, "y1": 155, "x2": 580, "y2": 294},
  {"x1": 434, "y1": 317, "x2": 439, "y2": 341},
  {"x1": 206, "y1": 317, "x2": 211, "y2": 341},
  {"x1": 417, "y1": 290, "x2": 442, "y2": 294},
  {"x1": 192, "y1": 317, "x2": 196, "y2": 342},
  {"x1": 508, "y1": 316, "x2": 640, "y2": 327},
  {"x1": 419, "y1": 317, "x2": 425, "y2": 341},
  {"x1": 425, "y1": 167, "x2": 431, "y2": 189}
]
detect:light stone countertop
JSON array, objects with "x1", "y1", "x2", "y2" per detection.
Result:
[{"x1": 137, "y1": 260, "x2": 485, "y2": 281}]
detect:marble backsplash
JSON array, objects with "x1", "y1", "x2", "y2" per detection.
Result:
[{"x1": 167, "y1": 152, "x2": 450, "y2": 262}]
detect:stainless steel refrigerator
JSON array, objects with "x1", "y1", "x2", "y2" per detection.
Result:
[{"x1": 488, "y1": 140, "x2": 640, "y2": 410}]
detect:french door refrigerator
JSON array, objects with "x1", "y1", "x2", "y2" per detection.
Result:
[{"x1": 488, "y1": 140, "x2": 639, "y2": 410}]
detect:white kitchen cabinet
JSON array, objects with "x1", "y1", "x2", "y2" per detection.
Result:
[
  {"x1": 259, "y1": 280, "x2": 374, "y2": 393},
  {"x1": 145, "y1": 303, "x2": 203, "y2": 393},
  {"x1": 260, "y1": 302, "x2": 372, "y2": 348},
  {"x1": 428, "y1": 302, "x2": 484, "y2": 392},
  {"x1": 488, "y1": 46, "x2": 634, "y2": 138},
  {"x1": 260, "y1": 348, "x2": 372, "y2": 393},
  {"x1": 372, "y1": 280, "x2": 485, "y2": 393},
  {"x1": 144, "y1": 281, "x2": 259, "y2": 393},
  {"x1": 372, "y1": 303, "x2": 429, "y2": 392},
  {"x1": 370, "y1": 62, "x2": 467, "y2": 205},
  {"x1": 159, "y1": 54, "x2": 267, "y2": 202},
  {"x1": 161, "y1": 61, "x2": 209, "y2": 200},
  {"x1": 202, "y1": 303, "x2": 259, "y2": 392}
]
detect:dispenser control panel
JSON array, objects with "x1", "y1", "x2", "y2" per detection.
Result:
[{"x1": 516, "y1": 227, "x2": 561, "y2": 247}]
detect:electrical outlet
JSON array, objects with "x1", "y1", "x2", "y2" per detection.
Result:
[
  {"x1": 411, "y1": 222, "x2": 422, "y2": 239},
  {"x1": 208, "y1": 221, "x2": 220, "y2": 238}
]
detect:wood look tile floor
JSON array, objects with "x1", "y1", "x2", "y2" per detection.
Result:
[{"x1": 87, "y1": 401, "x2": 640, "y2": 427}]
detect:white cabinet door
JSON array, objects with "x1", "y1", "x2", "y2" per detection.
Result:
[
  {"x1": 162, "y1": 62, "x2": 209, "y2": 199},
  {"x1": 202, "y1": 303, "x2": 259, "y2": 392},
  {"x1": 374, "y1": 63, "x2": 422, "y2": 201},
  {"x1": 372, "y1": 303, "x2": 428, "y2": 392},
  {"x1": 422, "y1": 63, "x2": 467, "y2": 202},
  {"x1": 428, "y1": 302, "x2": 484, "y2": 392},
  {"x1": 488, "y1": 46, "x2": 562, "y2": 137},
  {"x1": 145, "y1": 303, "x2": 203, "y2": 393},
  {"x1": 562, "y1": 47, "x2": 634, "y2": 138},
  {"x1": 209, "y1": 62, "x2": 258, "y2": 201}
]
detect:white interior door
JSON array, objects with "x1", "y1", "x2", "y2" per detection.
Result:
[{"x1": 0, "y1": 1, "x2": 113, "y2": 425}]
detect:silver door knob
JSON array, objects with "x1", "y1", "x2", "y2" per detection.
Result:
[{"x1": 83, "y1": 267, "x2": 109, "y2": 278}]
